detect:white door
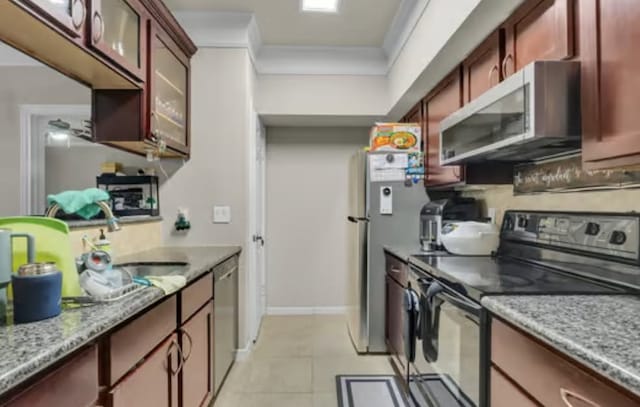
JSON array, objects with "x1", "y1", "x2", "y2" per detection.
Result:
[{"x1": 250, "y1": 115, "x2": 267, "y2": 342}]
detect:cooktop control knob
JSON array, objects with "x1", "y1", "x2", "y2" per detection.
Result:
[
  {"x1": 517, "y1": 216, "x2": 528, "y2": 228},
  {"x1": 585, "y1": 222, "x2": 601, "y2": 236},
  {"x1": 504, "y1": 215, "x2": 515, "y2": 231},
  {"x1": 609, "y1": 231, "x2": 627, "y2": 245}
]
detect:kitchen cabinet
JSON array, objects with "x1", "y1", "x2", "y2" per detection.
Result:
[
  {"x1": 384, "y1": 252, "x2": 408, "y2": 377},
  {"x1": 490, "y1": 317, "x2": 640, "y2": 407},
  {"x1": 180, "y1": 301, "x2": 214, "y2": 407},
  {"x1": 463, "y1": 31, "x2": 502, "y2": 103},
  {"x1": 424, "y1": 69, "x2": 464, "y2": 187},
  {"x1": 149, "y1": 25, "x2": 190, "y2": 155},
  {"x1": 109, "y1": 334, "x2": 180, "y2": 407},
  {"x1": 88, "y1": 0, "x2": 147, "y2": 82},
  {"x1": 16, "y1": 0, "x2": 87, "y2": 42},
  {"x1": 3, "y1": 345, "x2": 98, "y2": 407},
  {"x1": 400, "y1": 102, "x2": 423, "y2": 124},
  {"x1": 580, "y1": 0, "x2": 640, "y2": 170},
  {"x1": 501, "y1": 0, "x2": 574, "y2": 78}
]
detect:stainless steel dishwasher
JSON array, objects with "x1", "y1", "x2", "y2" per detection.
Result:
[{"x1": 214, "y1": 255, "x2": 239, "y2": 394}]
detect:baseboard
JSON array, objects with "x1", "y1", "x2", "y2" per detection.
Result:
[
  {"x1": 266, "y1": 306, "x2": 347, "y2": 315},
  {"x1": 235, "y1": 340, "x2": 253, "y2": 361}
]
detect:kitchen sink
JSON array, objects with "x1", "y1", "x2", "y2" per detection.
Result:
[{"x1": 114, "y1": 262, "x2": 190, "y2": 278}]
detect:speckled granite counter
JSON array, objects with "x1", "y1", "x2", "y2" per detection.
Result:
[
  {"x1": 482, "y1": 295, "x2": 640, "y2": 397},
  {"x1": 0, "y1": 245, "x2": 241, "y2": 397},
  {"x1": 383, "y1": 245, "x2": 425, "y2": 262}
]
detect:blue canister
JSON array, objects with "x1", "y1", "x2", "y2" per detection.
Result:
[{"x1": 12, "y1": 263, "x2": 62, "y2": 324}]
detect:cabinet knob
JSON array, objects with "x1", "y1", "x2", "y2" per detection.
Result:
[{"x1": 92, "y1": 11, "x2": 104, "y2": 43}]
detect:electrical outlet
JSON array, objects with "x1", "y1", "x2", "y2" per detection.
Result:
[{"x1": 213, "y1": 206, "x2": 231, "y2": 224}]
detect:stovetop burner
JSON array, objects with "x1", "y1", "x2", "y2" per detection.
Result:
[{"x1": 409, "y1": 254, "x2": 628, "y2": 303}]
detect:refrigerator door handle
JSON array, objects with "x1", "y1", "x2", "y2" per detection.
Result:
[{"x1": 348, "y1": 216, "x2": 370, "y2": 223}]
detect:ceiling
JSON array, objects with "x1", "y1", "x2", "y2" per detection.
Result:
[{"x1": 164, "y1": 0, "x2": 402, "y2": 47}]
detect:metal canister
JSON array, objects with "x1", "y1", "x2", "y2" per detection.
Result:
[{"x1": 12, "y1": 262, "x2": 62, "y2": 323}]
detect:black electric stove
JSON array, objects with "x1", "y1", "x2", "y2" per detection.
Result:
[{"x1": 409, "y1": 210, "x2": 640, "y2": 302}]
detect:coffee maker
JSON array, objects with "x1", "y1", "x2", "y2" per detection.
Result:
[{"x1": 419, "y1": 198, "x2": 480, "y2": 251}]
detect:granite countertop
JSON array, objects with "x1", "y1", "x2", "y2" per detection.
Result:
[
  {"x1": 67, "y1": 215, "x2": 163, "y2": 229},
  {"x1": 482, "y1": 295, "x2": 640, "y2": 398},
  {"x1": 383, "y1": 245, "x2": 425, "y2": 263},
  {"x1": 0, "y1": 245, "x2": 241, "y2": 397}
]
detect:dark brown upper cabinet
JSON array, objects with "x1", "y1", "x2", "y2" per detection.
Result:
[
  {"x1": 424, "y1": 69, "x2": 465, "y2": 188},
  {"x1": 462, "y1": 31, "x2": 502, "y2": 104},
  {"x1": 501, "y1": 0, "x2": 574, "y2": 78},
  {"x1": 89, "y1": 0, "x2": 147, "y2": 82},
  {"x1": 400, "y1": 102, "x2": 423, "y2": 124},
  {"x1": 580, "y1": 0, "x2": 640, "y2": 170},
  {"x1": 149, "y1": 25, "x2": 190, "y2": 155},
  {"x1": 18, "y1": 0, "x2": 87, "y2": 42}
]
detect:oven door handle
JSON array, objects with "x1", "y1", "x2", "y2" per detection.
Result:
[{"x1": 435, "y1": 289, "x2": 482, "y2": 316}]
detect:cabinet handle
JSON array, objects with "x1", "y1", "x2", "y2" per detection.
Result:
[
  {"x1": 560, "y1": 388, "x2": 601, "y2": 407},
  {"x1": 164, "y1": 339, "x2": 184, "y2": 376},
  {"x1": 92, "y1": 11, "x2": 104, "y2": 43},
  {"x1": 390, "y1": 267, "x2": 402, "y2": 274},
  {"x1": 501, "y1": 54, "x2": 513, "y2": 78},
  {"x1": 488, "y1": 65, "x2": 499, "y2": 86},
  {"x1": 71, "y1": 0, "x2": 85, "y2": 30},
  {"x1": 180, "y1": 328, "x2": 193, "y2": 361}
]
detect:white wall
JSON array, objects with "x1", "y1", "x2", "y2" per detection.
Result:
[
  {"x1": 159, "y1": 47, "x2": 252, "y2": 347},
  {"x1": 0, "y1": 66, "x2": 90, "y2": 216},
  {"x1": 265, "y1": 127, "x2": 369, "y2": 312}
]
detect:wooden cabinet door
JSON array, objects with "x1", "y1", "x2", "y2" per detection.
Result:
[
  {"x1": 110, "y1": 334, "x2": 180, "y2": 407},
  {"x1": 425, "y1": 70, "x2": 464, "y2": 187},
  {"x1": 490, "y1": 367, "x2": 538, "y2": 407},
  {"x1": 89, "y1": 0, "x2": 147, "y2": 81},
  {"x1": 149, "y1": 25, "x2": 190, "y2": 155},
  {"x1": 385, "y1": 274, "x2": 405, "y2": 370},
  {"x1": 180, "y1": 301, "x2": 214, "y2": 407},
  {"x1": 502, "y1": 0, "x2": 574, "y2": 78},
  {"x1": 402, "y1": 102, "x2": 423, "y2": 124},
  {"x1": 18, "y1": 0, "x2": 87, "y2": 41},
  {"x1": 463, "y1": 31, "x2": 502, "y2": 103},
  {"x1": 581, "y1": 0, "x2": 640, "y2": 169}
]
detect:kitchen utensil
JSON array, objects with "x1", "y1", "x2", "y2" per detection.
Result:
[
  {"x1": 12, "y1": 262, "x2": 62, "y2": 323},
  {"x1": 0, "y1": 217, "x2": 81, "y2": 297},
  {"x1": 440, "y1": 221, "x2": 500, "y2": 255}
]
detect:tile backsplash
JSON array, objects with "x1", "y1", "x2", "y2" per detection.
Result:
[
  {"x1": 462, "y1": 185, "x2": 640, "y2": 225},
  {"x1": 69, "y1": 220, "x2": 163, "y2": 260}
]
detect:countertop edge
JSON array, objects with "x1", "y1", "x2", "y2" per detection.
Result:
[
  {"x1": 482, "y1": 296, "x2": 640, "y2": 399},
  {"x1": 0, "y1": 245, "x2": 242, "y2": 398}
]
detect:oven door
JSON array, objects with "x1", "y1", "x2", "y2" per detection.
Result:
[{"x1": 409, "y1": 271, "x2": 481, "y2": 407}]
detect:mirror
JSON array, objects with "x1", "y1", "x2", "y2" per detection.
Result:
[{"x1": 0, "y1": 40, "x2": 154, "y2": 218}]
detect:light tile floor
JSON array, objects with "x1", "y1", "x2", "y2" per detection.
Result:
[{"x1": 214, "y1": 314, "x2": 395, "y2": 407}]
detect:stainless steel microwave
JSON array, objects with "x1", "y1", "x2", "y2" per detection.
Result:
[{"x1": 440, "y1": 60, "x2": 581, "y2": 165}]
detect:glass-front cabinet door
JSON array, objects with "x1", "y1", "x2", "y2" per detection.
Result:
[
  {"x1": 21, "y1": 0, "x2": 86, "y2": 39},
  {"x1": 89, "y1": 0, "x2": 146, "y2": 81},
  {"x1": 149, "y1": 27, "x2": 189, "y2": 153}
]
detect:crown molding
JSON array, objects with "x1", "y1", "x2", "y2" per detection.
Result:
[{"x1": 173, "y1": 0, "x2": 425, "y2": 76}]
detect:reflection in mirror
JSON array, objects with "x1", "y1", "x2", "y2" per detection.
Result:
[{"x1": 0, "y1": 40, "x2": 167, "y2": 219}]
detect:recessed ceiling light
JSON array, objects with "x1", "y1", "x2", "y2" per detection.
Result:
[{"x1": 301, "y1": 0, "x2": 340, "y2": 13}]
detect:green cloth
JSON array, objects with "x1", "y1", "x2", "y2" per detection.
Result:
[{"x1": 47, "y1": 188, "x2": 110, "y2": 220}]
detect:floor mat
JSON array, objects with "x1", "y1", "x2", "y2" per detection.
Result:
[
  {"x1": 409, "y1": 374, "x2": 474, "y2": 407},
  {"x1": 336, "y1": 375, "x2": 410, "y2": 407}
]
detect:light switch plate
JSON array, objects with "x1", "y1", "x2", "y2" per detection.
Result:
[{"x1": 213, "y1": 206, "x2": 231, "y2": 224}]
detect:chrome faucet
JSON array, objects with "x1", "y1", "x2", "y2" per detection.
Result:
[{"x1": 46, "y1": 201, "x2": 121, "y2": 232}]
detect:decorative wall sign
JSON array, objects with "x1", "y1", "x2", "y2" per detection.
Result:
[{"x1": 513, "y1": 155, "x2": 640, "y2": 194}]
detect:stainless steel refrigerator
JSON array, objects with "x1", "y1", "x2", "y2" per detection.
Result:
[{"x1": 347, "y1": 150, "x2": 428, "y2": 353}]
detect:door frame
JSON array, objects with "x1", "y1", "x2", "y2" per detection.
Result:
[
  {"x1": 19, "y1": 104, "x2": 91, "y2": 215},
  {"x1": 246, "y1": 109, "x2": 267, "y2": 348}
]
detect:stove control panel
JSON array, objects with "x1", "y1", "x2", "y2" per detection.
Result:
[{"x1": 502, "y1": 211, "x2": 640, "y2": 261}]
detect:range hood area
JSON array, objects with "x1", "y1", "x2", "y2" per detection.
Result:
[{"x1": 440, "y1": 61, "x2": 582, "y2": 165}]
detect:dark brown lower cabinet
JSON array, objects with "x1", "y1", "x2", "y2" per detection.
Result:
[
  {"x1": 385, "y1": 274, "x2": 405, "y2": 370},
  {"x1": 491, "y1": 318, "x2": 640, "y2": 406},
  {"x1": 109, "y1": 334, "x2": 180, "y2": 407},
  {"x1": 180, "y1": 300, "x2": 215, "y2": 407}
]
